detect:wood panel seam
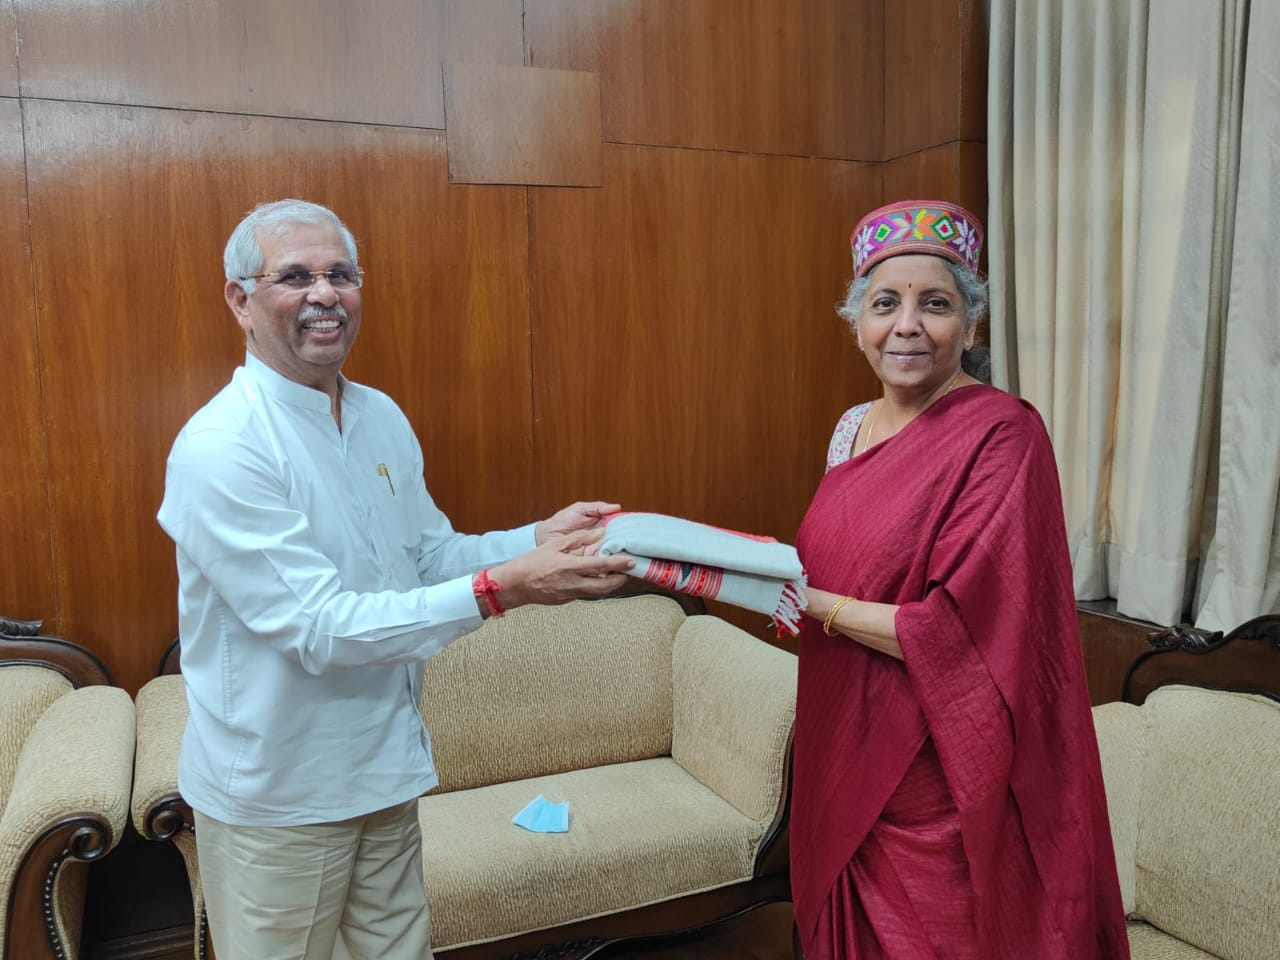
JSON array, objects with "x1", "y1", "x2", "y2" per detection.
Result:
[
  {"x1": 14, "y1": 94, "x2": 449, "y2": 132},
  {"x1": 14, "y1": 94, "x2": 62, "y2": 636},
  {"x1": 881, "y1": 138, "x2": 988, "y2": 165},
  {"x1": 524, "y1": 183, "x2": 538, "y2": 513},
  {"x1": 599, "y1": 137, "x2": 881, "y2": 165}
]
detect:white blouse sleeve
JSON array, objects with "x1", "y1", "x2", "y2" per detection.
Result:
[{"x1": 825, "y1": 403, "x2": 871, "y2": 472}]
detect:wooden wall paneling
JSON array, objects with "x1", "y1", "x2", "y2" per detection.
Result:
[
  {"x1": 959, "y1": 0, "x2": 989, "y2": 143},
  {"x1": 883, "y1": 142, "x2": 957, "y2": 202},
  {"x1": 883, "y1": 140, "x2": 988, "y2": 223},
  {"x1": 443, "y1": 0, "x2": 527, "y2": 66},
  {"x1": 444, "y1": 63, "x2": 601, "y2": 185},
  {"x1": 529, "y1": 143, "x2": 881, "y2": 583},
  {"x1": 0, "y1": 97, "x2": 57, "y2": 626},
  {"x1": 1, "y1": 3, "x2": 17, "y2": 96},
  {"x1": 14, "y1": 0, "x2": 524, "y2": 129},
  {"x1": 342, "y1": 149, "x2": 535, "y2": 537},
  {"x1": 883, "y1": 0, "x2": 966, "y2": 159},
  {"x1": 956, "y1": 139, "x2": 988, "y2": 223},
  {"x1": 525, "y1": 0, "x2": 884, "y2": 161},
  {"x1": 23, "y1": 99, "x2": 532, "y2": 692}
]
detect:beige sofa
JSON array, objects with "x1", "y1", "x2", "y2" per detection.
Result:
[
  {"x1": 133, "y1": 593, "x2": 798, "y2": 958},
  {"x1": 1094, "y1": 685, "x2": 1280, "y2": 960},
  {"x1": 0, "y1": 619, "x2": 135, "y2": 960}
]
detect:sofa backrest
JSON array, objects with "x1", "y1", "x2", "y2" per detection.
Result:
[
  {"x1": 1099, "y1": 685, "x2": 1280, "y2": 960},
  {"x1": 0, "y1": 665, "x2": 72, "y2": 812},
  {"x1": 421, "y1": 594, "x2": 684, "y2": 794}
]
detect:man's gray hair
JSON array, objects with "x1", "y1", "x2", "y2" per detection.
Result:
[
  {"x1": 836, "y1": 258, "x2": 991, "y2": 383},
  {"x1": 223, "y1": 199, "x2": 359, "y2": 294}
]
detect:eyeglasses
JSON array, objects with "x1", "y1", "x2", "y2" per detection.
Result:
[{"x1": 239, "y1": 267, "x2": 365, "y2": 291}]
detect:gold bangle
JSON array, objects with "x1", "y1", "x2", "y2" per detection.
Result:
[{"x1": 822, "y1": 596, "x2": 855, "y2": 636}]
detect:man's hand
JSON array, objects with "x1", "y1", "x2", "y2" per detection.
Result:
[
  {"x1": 487, "y1": 529, "x2": 634, "y2": 611},
  {"x1": 534, "y1": 501, "x2": 621, "y2": 546}
]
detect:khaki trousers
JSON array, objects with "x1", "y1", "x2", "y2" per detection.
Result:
[{"x1": 195, "y1": 799, "x2": 432, "y2": 960}]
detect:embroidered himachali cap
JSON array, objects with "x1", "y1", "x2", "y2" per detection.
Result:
[{"x1": 850, "y1": 199, "x2": 984, "y2": 278}]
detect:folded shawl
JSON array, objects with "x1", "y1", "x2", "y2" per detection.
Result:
[{"x1": 599, "y1": 512, "x2": 807, "y2": 636}]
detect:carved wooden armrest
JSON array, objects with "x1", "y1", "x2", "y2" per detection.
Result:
[
  {"x1": 0, "y1": 686, "x2": 135, "y2": 959},
  {"x1": 0, "y1": 619, "x2": 113, "y2": 688}
]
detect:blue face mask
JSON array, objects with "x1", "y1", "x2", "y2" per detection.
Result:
[{"x1": 512, "y1": 794, "x2": 570, "y2": 833}]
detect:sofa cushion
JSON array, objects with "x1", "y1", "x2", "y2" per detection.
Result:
[
  {"x1": 418, "y1": 757, "x2": 764, "y2": 950},
  {"x1": 1135, "y1": 686, "x2": 1280, "y2": 960},
  {"x1": 0, "y1": 666, "x2": 72, "y2": 812},
  {"x1": 422, "y1": 596, "x2": 683, "y2": 793},
  {"x1": 1127, "y1": 920, "x2": 1218, "y2": 959}
]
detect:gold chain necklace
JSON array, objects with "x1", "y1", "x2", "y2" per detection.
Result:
[{"x1": 859, "y1": 368, "x2": 964, "y2": 455}]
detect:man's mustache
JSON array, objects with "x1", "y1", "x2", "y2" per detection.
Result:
[{"x1": 297, "y1": 304, "x2": 348, "y2": 324}]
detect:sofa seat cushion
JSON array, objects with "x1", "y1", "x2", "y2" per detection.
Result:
[
  {"x1": 419, "y1": 757, "x2": 766, "y2": 950},
  {"x1": 1128, "y1": 920, "x2": 1219, "y2": 959}
]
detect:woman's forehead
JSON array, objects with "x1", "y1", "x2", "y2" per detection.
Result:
[{"x1": 868, "y1": 254, "x2": 957, "y2": 289}]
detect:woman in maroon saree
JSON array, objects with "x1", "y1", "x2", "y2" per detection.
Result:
[{"x1": 793, "y1": 200, "x2": 1129, "y2": 959}]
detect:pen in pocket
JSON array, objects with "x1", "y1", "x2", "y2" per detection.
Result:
[{"x1": 377, "y1": 463, "x2": 396, "y2": 496}]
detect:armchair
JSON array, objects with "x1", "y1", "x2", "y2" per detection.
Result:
[
  {"x1": 0, "y1": 617, "x2": 135, "y2": 960},
  {"x1": 1094, "y1": 614, "x2": 1280, "y2": 960}
]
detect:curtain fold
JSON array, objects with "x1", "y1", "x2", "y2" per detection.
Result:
[
  {"x1": 988, "y1": 0, "x2": 1276, "y2": 629},
  {"x1": 1194, "y1": 0, "x2": 1280, "y2": 627}
]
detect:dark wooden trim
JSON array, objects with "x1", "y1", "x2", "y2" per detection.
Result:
[
  {"x1": 5, "y1": 815, "x2": 115, "y2": 960},
  {"x1": 508, "y1": 938, "x2": 605, "y2": 960},
  {"x1": 0, "y1": 621, "x2": 113, "y2": 688},
  {"x1": 1077, "y1": 604, "x2": 1164, "y2": 706},
  {"x1": 0, "y1": 617, "x2": 43, "y2": 637},
  {"x1": 82, "y1": 924, "x2": 195, "y2": 960},
  {"x1": 155, "y1": 638, "x2": 182, "y2": 678},
  {"x1": 141, "y1": 796, "x2": 194, "y2": 845},
  {"x1": 1122, "y1": 613, "x2": 1280, "y2": 705},
  {"x1": 437, "y1": 875, "x2": 791, "y2": 959},
  {"x1": 600, "y1": 582, "x2": 709, "y2": 617},
  {"x1": 588, "y1": 897, "x2": 795, "y2": 958},
  {"x1": 134, "y1": 795, "x2": 208, "y2": 960}
]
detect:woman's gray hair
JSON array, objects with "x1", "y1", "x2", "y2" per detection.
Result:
[
  {"x1": 223, "y1": 199, "x2": 359, "y2": 294},
  {"x1": 837, "y1": 258, "x2": 991, "y2": 383}
]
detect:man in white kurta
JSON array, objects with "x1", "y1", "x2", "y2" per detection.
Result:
[{"x1": 158, "y1": 199, "x2": 631, "y2": 960}]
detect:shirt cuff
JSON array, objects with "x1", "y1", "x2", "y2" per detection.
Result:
[
  {"x1": 512, "y1": 521, "x2": 538, "y2": 551},
  {"x1": 435, "y1": 574, "x2": 487, "y2": 624}
]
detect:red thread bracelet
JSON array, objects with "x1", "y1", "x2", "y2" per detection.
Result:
[{"x1": 473, "y1": 569, "x2": 505, "y2": 618}]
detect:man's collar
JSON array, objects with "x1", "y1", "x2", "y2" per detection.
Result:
[{"x1": 242, "y1": 352, "x2": 344, "y2": 412}]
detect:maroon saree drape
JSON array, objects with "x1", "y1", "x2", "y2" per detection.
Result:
[{"x1": 793, "y1": 386, "x2": 1129, "y2": 959}]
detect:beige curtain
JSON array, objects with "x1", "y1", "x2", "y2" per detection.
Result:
[{"x1": 988, "y1": 0, "x2": 1279, "y2": 630}]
